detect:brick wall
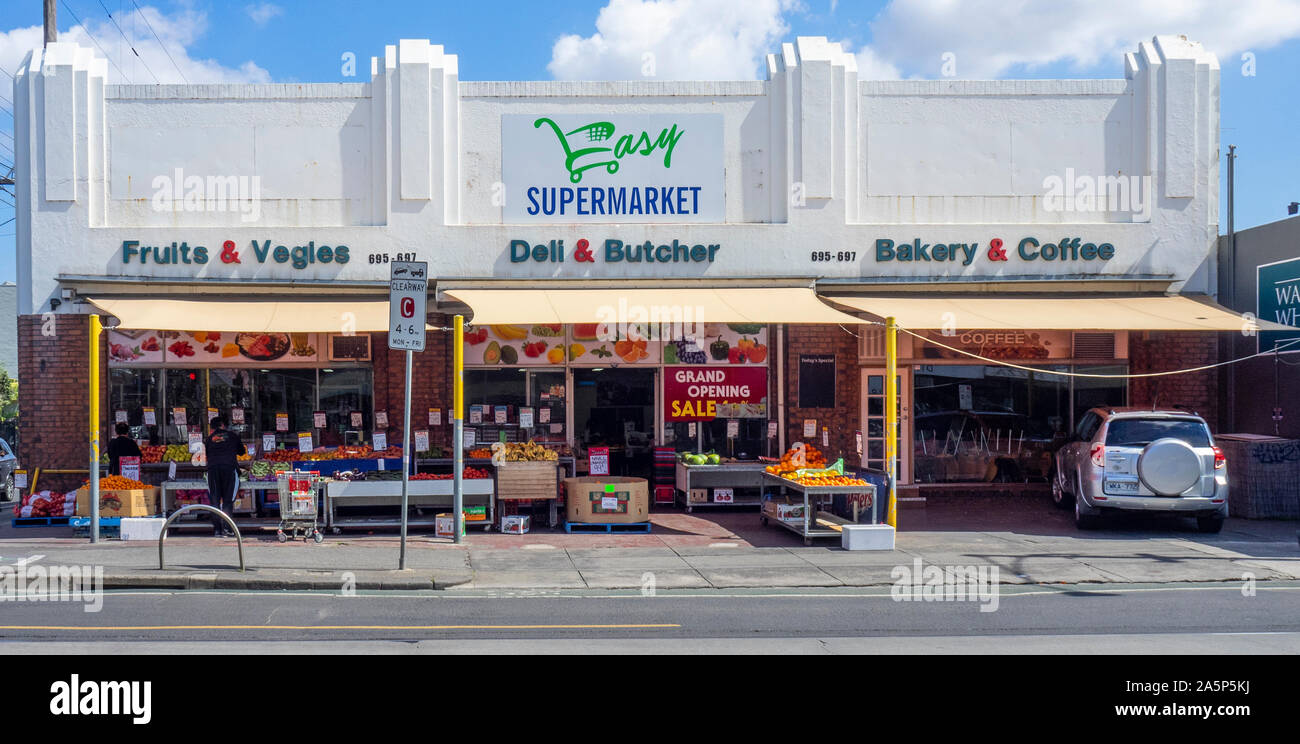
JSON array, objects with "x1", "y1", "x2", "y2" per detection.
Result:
[
  {"x1": 17, "y1": 314, "x2": 111, "y2": 493},
  {"x1": 782, "y1": 324, "x2": 861, "y2": 462},
  {"x1": 1128, "y1": 331, "x2": 1220, "y2": 431}
]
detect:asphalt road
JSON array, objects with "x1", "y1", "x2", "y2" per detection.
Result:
[{"x1": 2, "y1": 582, "x2": 1299, "y2": 652}]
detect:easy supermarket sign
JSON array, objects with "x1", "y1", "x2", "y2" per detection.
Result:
[
  {"x1": 501, "y1": 114, "x2": 724, "y2": 223},
  {"x1": 1258, "y1": 256, "x2": 1300, "y2": 353}
]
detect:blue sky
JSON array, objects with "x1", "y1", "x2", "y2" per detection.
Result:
[{"x1": 1, "y1": 0, "x2": 1298, "y2": 284}]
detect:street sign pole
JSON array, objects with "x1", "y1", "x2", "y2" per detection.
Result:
[{"x1": 388, "y1": 261, "x2": 428, "y2": 570}]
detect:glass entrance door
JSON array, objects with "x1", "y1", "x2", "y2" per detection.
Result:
[{"x1": 860, "y1": 368, "x2": 910, "y2": 484}]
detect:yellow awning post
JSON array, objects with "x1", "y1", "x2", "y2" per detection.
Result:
[
  {"x1": 89, "y1": 314, "x2": 102, "y2": 543},
  {"x1": 452, "y1": 315, "x2": 465, "y2": 545},
  {"x1": 885, "y1": 316, "x2": 898, "y2": 529}
]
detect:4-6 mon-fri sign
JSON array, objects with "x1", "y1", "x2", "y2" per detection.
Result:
[{"x1": 389, "y1": 261, "x2": 428, "y2": 352}]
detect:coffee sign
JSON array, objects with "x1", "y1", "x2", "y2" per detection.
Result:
[{"x1": 502, "y1": 114, "x2": 724, "y2": 223}]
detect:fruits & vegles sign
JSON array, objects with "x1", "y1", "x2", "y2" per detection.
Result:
[
  {"x1": 501, "y1": 114, "x2": 724, "y2": 223},
  {"x1": 664, "y1": 366, "x2": 768, "y2": 422},
  {"x1": 120, "y1": 239, "x2": 351, "y2": 269}
]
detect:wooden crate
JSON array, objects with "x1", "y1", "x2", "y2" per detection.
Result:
[{"x1": 496, "y1": 461, "x2": 559, "y2": 501}]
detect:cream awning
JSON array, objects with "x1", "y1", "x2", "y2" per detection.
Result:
[
  {"x1": 88, "y1": 297, "x2": 415, "y2": 333},
  {"x1": 444, "y1": 287, "x2": 864, "y2": 325},
  {"x1": 825, "y1": 294, "x2": 1291, "y2": 332}
]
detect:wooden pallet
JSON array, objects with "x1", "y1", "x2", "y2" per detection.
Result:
[
  {"x1": 11, "y1": 516, "x2": 71, "y2": 528},
  {"x1": 563, "y1": 521, "x2": 652, "y2": 534}
]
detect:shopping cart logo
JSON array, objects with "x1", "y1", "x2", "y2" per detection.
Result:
[{"x1": 533, "y1": 117, "x2": 686, "y2": 184}]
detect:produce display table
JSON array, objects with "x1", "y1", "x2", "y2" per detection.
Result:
[
  {"x1": 675, "y1": 462, "x2": 766, "y2": 512},
  {"x1": 324, "y1": 478, "x2": 495, "y2": 532},
  {"x1": 160, "y1": 478, "x2": 303, "y2": 518},
  {"x1": 760, "y1": 472, "x2": 878, "y2": 546}
]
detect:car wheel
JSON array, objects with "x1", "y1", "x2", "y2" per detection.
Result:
[
  {"x1": 1050, "y1": 466, "x2": 1072, "y2": 509},
  {"x1": 1196, "y1": 516, "x2": 1224, "y2": 534},
  {"x1": 1074, "y1": 481, "x2": 1100, "y2": 530}
]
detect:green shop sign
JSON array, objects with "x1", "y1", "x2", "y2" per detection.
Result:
[{"x1": 1258, "y1": 256, "x2": 1300, "y2": 353}]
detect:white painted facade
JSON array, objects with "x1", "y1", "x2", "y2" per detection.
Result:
[{"x1": 12, "y1": 36, "x2": 1219, "y2": 315}]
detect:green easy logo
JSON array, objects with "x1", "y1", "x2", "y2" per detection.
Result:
[
  {"x1": 533, "y1": 117, "x2": 685, "y2": 183},
  {"x1": 121, "y1": 239, "x2": 350, "y2": 269}
]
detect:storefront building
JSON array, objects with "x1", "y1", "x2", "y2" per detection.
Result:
[{"x1": 13, "y1": 35, "x2": 1237, "y2": 497}]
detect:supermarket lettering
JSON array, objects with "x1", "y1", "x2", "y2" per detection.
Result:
[
  {"x1": 49, "y1": 674, "x2": 151, "y2": 725},
  {"x1": 120, "y1": 239, "x2": 350, "y2": 269}
]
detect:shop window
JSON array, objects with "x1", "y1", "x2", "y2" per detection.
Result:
[
  {"x1": 109, "y1": 368, "x2": 163, "y2": 444},
  {"x1": 464, "y1": 369, "x2": 529, "y2": 445},
  {"x1": 320, "y1": 368, "x2": 373, "y2": 446},
  {"x1": 255, "y1": 369, "x2": 317, "y2": 447},
  {"x1": 667, "y1": 419, "x2": 770, "y2": 460},
  {"x1": 1073, "y1": 364, "x2": 1128, "y2": 423},
  {"x1": 164, "y1": 369, "x2": 206, "y2": 444},
  {"x1": 208, "y1": 369, "x2": 256, "y2": 441}
]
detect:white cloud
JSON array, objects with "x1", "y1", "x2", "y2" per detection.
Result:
[
  {"x1": 867, "y1": 0, "x2": 1300, "y2": 78},
  {"x1": 549, "y1": 0, "x2": 799, "y2": 80},
  {"x1": 245, "y1": 3, "x2": 284, "y2": 27},
  {"x1": 852, "y1": 45, "x2": 901, "y2": 79},
  {"x1": 0, "y1": 4, "x2": 272, "y2": 86}
]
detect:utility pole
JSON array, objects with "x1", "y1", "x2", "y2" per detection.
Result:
[
  {"x1": 44, "y1": 0, "x2": 57, "y2": 46},
  {"x1": 1226, "y1": 145, "x2": 1237, "y2": 433}
]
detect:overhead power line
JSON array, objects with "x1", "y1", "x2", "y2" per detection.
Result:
[
  {"x1": 59, "y1": 0, "x2": 131, "y2": 83},
  {"x1": 131, "y1": 0, "x2": 187, "y2": 83},
  {"x1": 95, "y1": 0, "x2": 158, "y2": 83}
]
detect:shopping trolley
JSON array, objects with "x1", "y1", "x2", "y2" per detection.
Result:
[{"x1": 276, "y1": 470, "x2": 323, "y2": 543}]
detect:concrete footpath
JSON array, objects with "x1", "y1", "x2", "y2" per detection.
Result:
[{"x1": 1, "y1": 506, "x2": 1297, "y2": 591}]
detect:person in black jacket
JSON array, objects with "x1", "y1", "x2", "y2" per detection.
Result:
[
  {"x1": 204, "y1": 416, "x2": 243, "y2": 537},
  {"x1": 106, "y1": 423, "x2": 142, "y2": 476}
]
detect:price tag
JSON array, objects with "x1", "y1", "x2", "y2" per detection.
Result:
[
  {"x1": 276, "y1": 412, "x2": 289, "y2": 432},
  {"x1": 14, "y1": 470, "x2": 27, "y2": 490},
  {"x1": 549, "y1": 423, "x2": 563, "y2": 434},
  {"x1": 187, "y1": 429, "x2": 203, "y2": 452},
  {"x1": 538, "y1": 407, "x2": 550, "y2": 424},
  {"x1": 767, "y1": 421, "x2": 778, "y2": 439},
  {"x1": 495, "y1": 406, "x2": 508, "y2": 424},
  {"x1": 168, "y1": 461, "x2": 177, "y2": 479},
  {"x1": 372, "y1": 432, "x2": 388, "y2": 451},
  {"x1": 727, "y1": 419, "x2": 739, "y2": 438},
  {"x1": 350, "y1": 411, "x2": 363, "y2": 428},
  {"x1": 246, "y1": 444, "x2": 256, "y2": 457},
  {"x1": 376, "y1": 411, "x2": 388, "y2": 428},
  {"x1": 687, "y1": 422, "x2": 697, "y2": 438},
  {"x1": 414, "y1": 430, "x2": 430, "y2": 452},
  {"x1": 298, "y1": 432, "x2": 314, "y2": 453},
  {"x1": 313, "y1": 411, "x2": 327, "y2": 429},
  {"x1": 207, "y1": 407, "x2": 218, "y2": 423},
  {"x1": 262, "y1": 433, "x2": 276, "y2": 452},
  {"x1": 713, "y1": 488, "x2": 734, "y2": 503},
  {"x1": 143, "y1": 408, "x2": 157, "y2": 426},
  {"x1": 519, "y1": 408, "x2": 534, "y2": 428},
  {"x1": 172, "y1": 407, "x2": 187, "y2": 427},
  {"x1": 588, "y1": 446, "x2": 610, "y2": 476},
  {"x1": 822, "y1": 427, "x2": 830, "y2": 448},
  {"x1": 114, "y1": 409, "x2": 127, "y2": 423},
  {"x1": 469, "y1": 406, "x2": 483, "y2": 424},
  {"x1": 803, "y1": 419, "x2": 816, "y2": 438},
  {"x1": 464, "y1": 429, "x2": 477, "y2": 448},
  {"x1": 120, "y1": 456, "x2": 141, "y2": 482},
  {"x1": 429, "y1": 408, "x2": 441, "y2": 426},
  {"x1": 601, "y1": 496, "x2": 619, "y2": 511},
  {"x1": 231, "y1": 407, "x2": 245, "y2": 425}
]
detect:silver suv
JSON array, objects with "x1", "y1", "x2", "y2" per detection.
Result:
[{"x1": 1051, "y1": 407, "x2": 1228, "y2": 532}]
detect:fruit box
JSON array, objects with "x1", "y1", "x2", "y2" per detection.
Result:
[
  {"x1": 501, "y1": 515, "x2": 531, "y2": 534},
  {"x1": 564, "y1": 477, "x2": 649, "y2": 524},
  {"x1": 75, "y1": 487, "x2": 160, "y2": 518},
  {"x1": 763, "y1": 500, "x2": 806, "y2": 523},
  {"x1": 435, "y1": 513, "x2": 465, "y2": 539},
  {"x1": 688, "y1": 488, "x2": 709, "y2": 504},
  {"x1": 497, "y1": 461, "x2": 558, "y2": 501}
]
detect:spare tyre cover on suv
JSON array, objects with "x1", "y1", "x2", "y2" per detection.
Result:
[{"x1": 1137, "y1": 437, "x2": 1201, "y2": 495}]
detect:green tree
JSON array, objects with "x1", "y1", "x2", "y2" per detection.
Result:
[{"x1": 0, "y1": 369, "x2": 16, "y2": 421}]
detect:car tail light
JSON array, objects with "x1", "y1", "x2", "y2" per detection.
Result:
[
  {"x1": 1212, "y1": 446, "x2": 1226, "y2": 470},
  {"x1": 1090, "y1": 443, "x2": 1105, "y2": 468}
]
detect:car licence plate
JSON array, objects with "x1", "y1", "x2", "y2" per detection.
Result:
[{"x1": 1105, "y1": 480, "x2": 1140, "y2": 494}]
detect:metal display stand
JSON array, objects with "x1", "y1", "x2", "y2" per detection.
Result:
[
  {"x1": 760, "y1": 472, "x2": 878, "y2": 546},
  {"x1": 325, "y1": 478, "x2": 495, "y2": 533},
  {"x1": 675, "y1": 462, "x2": 766, "y2": 512}
]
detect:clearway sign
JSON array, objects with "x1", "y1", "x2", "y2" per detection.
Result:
[{"x1": 389, "y1": 261, "x2": 428, "y2": 351}]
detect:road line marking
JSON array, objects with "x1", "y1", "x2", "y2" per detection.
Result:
[
  {"x1": 13, "y1": 555, "x2": 43, "y2": 567},
  {"x1": 0, "y1": 623, "x2": 681, "y2": 631}
]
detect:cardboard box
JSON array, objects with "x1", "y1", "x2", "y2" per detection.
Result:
[
  {"x1": 564, "y1": 477, "x2": 649, "y2": 524},
  {"x1": 688, "y1": 488, "x2": 709, "y2": 504},
  {"x1": 75, "y1": 487, "x2": 160, "y2": 518},
  {"x1": 435, "y1": 513, "x2": 465, "y2": 539},
  {"x1": 763, "y1": 501, "x2": 806, "y2": 523},
  {"x1": 501, "y1": 515, "x2": 531, "y2": 534},
  {"x1": 463, "y1": 505, "x2": 488, "y2": 522},
  {"x1": 120, "y1": 517, "x2": 166, "y2": 541},
  {"x1": 497, "y1": 461, "x2": 558, "y2": 501}
]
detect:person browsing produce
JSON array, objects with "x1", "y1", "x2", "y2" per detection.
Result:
[
  {"x1": 204, "y1": 416, "x2": 243, "y2": 537},
  {"x1": 106, "y1": 422, "x2": 142, "y2": 476}
]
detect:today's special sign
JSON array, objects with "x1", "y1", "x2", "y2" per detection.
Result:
[
  {"x1": 502, "y1": 114, "x2": 724, "y2": 224},
  {"x1": 664, "y1": 366, "x2": 768, "y2": 422}
]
